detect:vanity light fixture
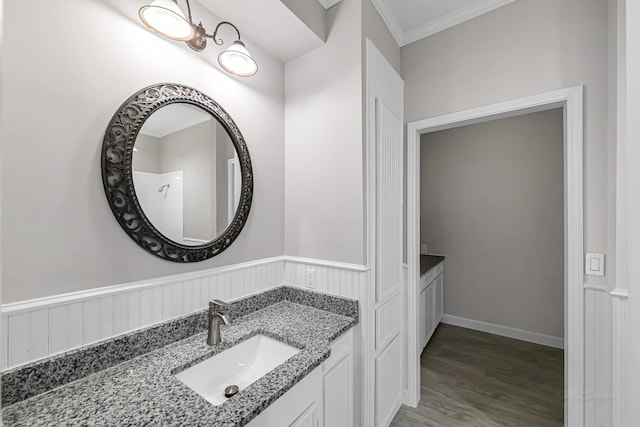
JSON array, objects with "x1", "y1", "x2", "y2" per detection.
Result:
[{"x1": 139, "y1": 0, "x2": 258, "y2": 77}]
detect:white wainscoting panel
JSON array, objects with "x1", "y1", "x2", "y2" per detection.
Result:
[
  {"x1": 374, "y1": 292, "x2": 401, "y2": 351},
  {"x1": 611, "y1": 289, "x2": 628, "y2": 427},
  {"x1": 283, "y1": 256, "x2": 369, "y2": 427},
  {"x1": 375, "y1": 335, "x2": 402, "y2": 427},
  {"x1": 584, "y1": 287, "x2": 613, "y2": 427},
  {"x1": 402, "y1": 263, "x2": 409, "y2": 401},
  {"x1": 283, "y1": 256, "x2": 367, "y2": 300},
  {"x1": 374, "y1": 99, "x2": 403, "y2": 304},
  {"x1": 1, "y1": 257, "x2": 285, "y2": 370}
]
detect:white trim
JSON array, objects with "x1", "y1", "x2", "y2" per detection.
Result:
[
  {"x1": 282, "y1": 256, "x2": 368, "y2": 272},
  {"x1": 410, "y1": 90, "x2": 571, "y2": 134},
  {"x1": 365, "y1": 39, "x2": 405, "y2": 426},
  {"x1": 317, "y1": 0, "x2": 341, "y2": 10},
  {"x1": 369, "y1": 0, "x2": 405, "y2": 48},
  {"x1": 610, "y1": 288, "x2": 629, "y2": 299},
  {"x1": 182, "y1": 237, "x2": 209, "y2": 244},
  {"x1": 371, "y1": 0, "x2": 514, "y2": 47},
  {"x1": 401, "y1": 0, "x2": 515, "y2": 47},
  {"x1": 406, "y1": 86, "x2": 584, "y2": 425},
  {"x1": 405, "y1": 106, "x2": 421, "y2": 408},
  {"x1": 583, "y1": 282, "x2": 613, "y2": 293},
  {"x1": 441, "y1": 314, "x2": 565, "y2": 349},
  {"x1": 611, "y1": 296, "x2": 626, "y2": 427}
]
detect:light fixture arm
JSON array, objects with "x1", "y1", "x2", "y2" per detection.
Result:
[
  {"x1": 182, "y1": 0, "x2": 194, "y2": 24},
  {"x1": 211, "y1": 22, "x2": 242, "y2": 46},
  {"x1": 139, "y1": 0, "x2": 257, "y2": 75},
  {"x1": 179, "y1": 0, "x2": 241, "y2": 44}
]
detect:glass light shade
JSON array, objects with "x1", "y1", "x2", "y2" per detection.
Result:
[
  {"x1": 139, "y1": 0, "x2": 194, "y2": 41},
  {"x1": 217, "y1": 40, "x2": 258, "y2": 77}
]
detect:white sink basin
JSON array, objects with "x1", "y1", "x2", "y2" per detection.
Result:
[{"x1": 175, "y1": 335, "x2": 300, "y2": 405}]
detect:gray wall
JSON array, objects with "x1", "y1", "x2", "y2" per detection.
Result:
[
  {"x1": 160, "y1": 120, "x2": 216, "y2": 241},
  {"x1": 283, "y1": 0, "x2": 399, "y2": 266},
  {"x1": 2, "y1": 0, "x2": 285, "y2": 302},
  {"x1": 132, "y1": 134, "x2": 161, "y2": 173},
  {"x1": 284, "y1": 0, "x2": 364, "y2": 264},
  {"x1": 402, "y1": 0, "x2": 612, "y2": 286},
  {"x1": 362, "y1": 0, "x2": 401, "y2": 75},
  {"x1": 216, "y1": 126, "x2": 235, "y2": 233},
  {"x1": 421, "y1": 110, "x2": 564, "y2": 337}
]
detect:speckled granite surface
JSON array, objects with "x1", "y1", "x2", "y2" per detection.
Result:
[
  {"x1": 1, "y1": 287, "x2": 358, "y2": 426},
  {"x1": 420, "y1": 254, "x2": 445, "y2": 276}
]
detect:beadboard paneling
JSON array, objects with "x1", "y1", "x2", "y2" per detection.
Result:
[
  {"x1": 283, "y1": 257, "x2": 367, "y2": 300},
  {"x1": 375, "y1": 334, "x2": 402, "y2": 427},
  {"x1": 1, "y1": 257, "x2": 365, "y2": 370},
  {"x1": 1, "y1": 258, "x2": 285, "y2": 370},
  {"x1": 611, "y1": 290, "x2": 628, "y2": 427},
  {"x1": 584, "y1": 287, "x2": 613, "y2": 427},
  {"x1": 374, "y1": 100, "x2": 403, "y2": 304},
  {"x1": 375, "y1": 292, "x2": 401, "y2": 351}
]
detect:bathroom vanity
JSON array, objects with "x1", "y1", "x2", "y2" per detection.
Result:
[
  {"x1": 419, "y1": 255, "x2": 445, "y2": 351},
  {"x1": 1, "y1": 287, "x2": 357, "y2": 427}
]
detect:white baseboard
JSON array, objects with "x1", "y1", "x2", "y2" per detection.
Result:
[{"x1": 441, "y1": 314, "x2": 565, "y2": 349}]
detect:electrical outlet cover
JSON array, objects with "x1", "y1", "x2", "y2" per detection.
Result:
[
  {"x1": 585, "y1": 253, "x2": 605, "y2": 276},
  {"x1": 305, "y1": 269, "x2": 316, "y2": 289}
]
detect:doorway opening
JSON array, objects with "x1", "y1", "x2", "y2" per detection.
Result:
[{"x1": 404, "y1": 87, "x2": 584, "y2": 426}]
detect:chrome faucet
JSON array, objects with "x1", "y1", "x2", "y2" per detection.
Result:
[{"x1": 207, "y1": 299, "x2": 232, "y2": 346}]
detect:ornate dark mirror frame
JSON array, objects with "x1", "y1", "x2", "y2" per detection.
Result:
[{"x1": 101, "y1": 83, "x2": 253, "y2": 262}]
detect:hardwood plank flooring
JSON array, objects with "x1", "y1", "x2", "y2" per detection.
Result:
[{"x1": 391, "y1": 324, "x2": 564, "y2": 426}]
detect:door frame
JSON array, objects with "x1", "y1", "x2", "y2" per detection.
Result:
[{"x1": 405, "y1": 86, "x2": 584, "y2": 426}]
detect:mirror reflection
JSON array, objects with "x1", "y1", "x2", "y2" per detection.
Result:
[{"x1": 132, "y1": 103, "x2": 241, "y2": 246}]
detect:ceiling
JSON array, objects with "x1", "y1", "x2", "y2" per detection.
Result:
[
  {"x1": 370, "y1": 0, "x2": 515, "y2": 46},
  {"x1": 133, "y1": 0, "x2": 515, "y2": 64},
  {"x1": 198, "y1": 0, "x2": 327, "y2": 62},
  {"x1": 140, "y1": 104, "x2": 212, "y2": 138}
]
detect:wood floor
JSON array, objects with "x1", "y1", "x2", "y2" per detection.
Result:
[{"x1": 390, "y1": 324, "x2": 564, "y2": 427}]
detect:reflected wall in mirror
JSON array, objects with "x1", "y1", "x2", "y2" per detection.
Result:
[
  {"x1": 133, "y1": 104, "x2": 241, "y2": 246},
  {"x1": 101, "y1": 83, "x2": 253, "y2": 262}
]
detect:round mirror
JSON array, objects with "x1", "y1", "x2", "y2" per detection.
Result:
[
  {"x1": 101, "y1": 83, "x2": 253, "y2": 262},
  {"x1": 133, "y1": 103, "x2": 241, "y2": 246}
]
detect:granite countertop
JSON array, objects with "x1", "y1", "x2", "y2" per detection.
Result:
[
  {"x1": 2, "y1": 289, "x2": 357, "y2": 427},
  {"x1": 420, "y1": 254, "x2": 445, "y2": 276}
]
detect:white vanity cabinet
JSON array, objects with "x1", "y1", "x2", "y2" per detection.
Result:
[
  {"x1": 419, "y1": 262, "x2": 444, "y2": 351},
  {"x1": 249, "y1": 366, "x2": 323, "y2": 427},
  {"x1": 290, "y1": 402, "x2": 321, "y2": 427},
  {"x1": 248, "y1": 329, "x2": 354, "y2": 427},
  {"x1": 322, "y1": 329, "x2": 354, "y2": 427}
]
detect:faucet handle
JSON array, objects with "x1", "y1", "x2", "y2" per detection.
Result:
[{"x1": 209, "y1": 299, "x2": 227, "y2": 311}]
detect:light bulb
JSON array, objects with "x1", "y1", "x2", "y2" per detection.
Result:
[
  {"x1": 217, "y1": 40, "x2": 258, "y2": 77},
  {"x1": 139, "y1": 0, "x2": 194, "y2": 41}
]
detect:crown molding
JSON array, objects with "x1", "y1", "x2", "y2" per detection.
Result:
[
  {"x1": 402, "y1": 0, "x2": 515, "y2": 46},
  {"x1": 373, "y1": 0, "x2": 515, "y2": 47},
  {"x1": 370, "y1": 0, "x2": 405, "y2": 46}
]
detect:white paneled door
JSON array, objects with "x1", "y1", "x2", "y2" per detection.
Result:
[{"x1": 365, "y1": 39, "x2": 404, "y2": 427}]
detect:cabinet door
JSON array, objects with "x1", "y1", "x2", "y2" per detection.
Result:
[
  {"x1": 323, "y1": 354, "x2": 353, "y2": 427},
  {"x1": 425, "y1": 283, "x2": 435, "y2": 343},
  {"x1": 434, "y1": 273, "x2": 443, "y2": 324},
  {"x1": 419, "y1": 287, "x2": 428, "y2": 349},
  {"x1": 291, "y1": 402, "x2": 319, "y2": 427}
]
